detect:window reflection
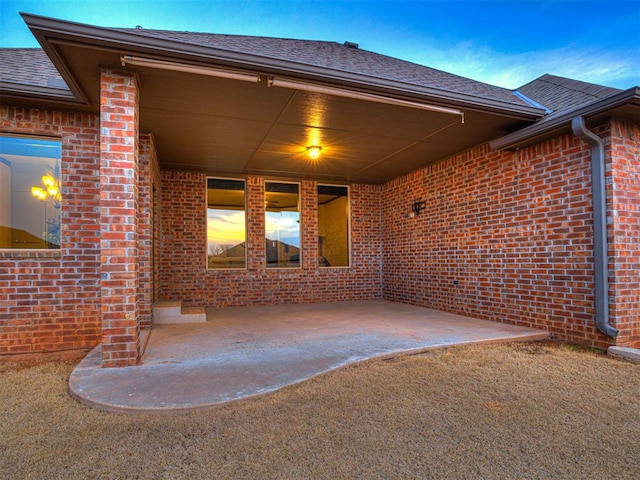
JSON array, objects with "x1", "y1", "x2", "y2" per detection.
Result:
[
  {"x1": 265, "y1": 182, "x2": 300, "y2": 268},
  {"x1": 317, "y1": 185, "x2": 349, "y2": 267},
  {"x1": 0, "y1": 134, "x2": 61, "y2": 249},
  {"x1": 207, "y1": 178, "x2": 246, "y2": 269}
]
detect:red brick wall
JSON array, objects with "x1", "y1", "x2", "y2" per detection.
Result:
[
  {"x1": 158, "y1": 171, "x2": 206, "y2": 302},
  {"x1": 608, "y1": 119, "x2": 640, "y2": 347},
  {"x1": 138, "y1": 133, "x2": 160, "y2": 329},
  {"x1": 0, "y1": 106, "x2": 101, "y2": 358},
  {"x1": 2, "y1": 102, "x2": 636, "y2": 361},
  {"x1": 159, "y1": 172, "x2": 382, "y2": 306},
  {"x1": 99, "y1": 70, "x2": 140, "y2": 367},
  {"x1": 382, "y1": 120, "x2": 638, "y2": 349}
]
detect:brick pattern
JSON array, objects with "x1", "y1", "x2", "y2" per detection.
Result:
[
  {"x1": 301, "y1": 180, "x2": 319, "y2": 269},
  {"x1": 0, "y1": 106, "x2": 101, "y2": 358},
  {"x1": 158, "y1": 171, "x2": 206, "y2": 301},
  {"x1": 382, "y1": 122, "x2": 637, "y2": 349},
  {"x1": 138, "y1": 133, "x2": 160, "y2": 329},
  {"x1": 159, "y1": 173, "x2": 382, "y2": 306},
  {"x1": 99, "y1": 70, "x2": 140, "y2": 367},
  {"x1": 246, "y1": 176, "x2": 266, "y2": 272},
  {"x1": 1, "y1": 101, "x2": 637, "y2": 362},
  {"x1": 608, "y1": 119, "x2": 640, "y2": 347}
]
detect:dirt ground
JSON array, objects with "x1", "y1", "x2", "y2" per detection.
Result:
[{"x1": 1, "y1": 341, "x2": 638, "y2": 479}]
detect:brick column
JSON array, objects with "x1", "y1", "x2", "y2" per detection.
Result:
[
  {"x1": 246, "y1": 176, "x2": 265, "y2": 272},
  {"x1": 301, "y1": 180, "x2": 318, "y2": 270},
  {"x1": 99, "y1": 70, "x2": 140, "y2": 367},
  {"x1": 609, "y1": 119, "x2": 640, "y2": 348}
]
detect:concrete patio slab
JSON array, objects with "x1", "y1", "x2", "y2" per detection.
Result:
[
  {"x1": 69, "y1": 300, "x2": 549, "y2": 413},
  {"x1": 608, "y1": 346, "x2": 640, "y2": 364}
]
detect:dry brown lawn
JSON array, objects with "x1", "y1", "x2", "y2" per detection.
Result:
[{"x1": 1, "y1": 341, "x2": 638, "y2": 479}]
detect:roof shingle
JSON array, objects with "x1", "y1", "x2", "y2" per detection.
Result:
[
  {"x1": 116, "y1": 28, "x2": 531, "y2": 108},
  {"x1": 0, "y1": 48, "x2": 68, "y2": 90},
  {"x1": 518, "y1": 74, "x2": 621, "y2": 115}
]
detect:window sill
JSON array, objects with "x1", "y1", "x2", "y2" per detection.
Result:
[
  {"x1": 206, "y1": 268, "x2": 247, "y2": 272},
  {"x1": 0, "y1": 249, "x2": 62, "y2": 259}
]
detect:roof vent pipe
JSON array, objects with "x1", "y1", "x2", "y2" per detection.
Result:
[{"x1": 571, "y1": 116, "x2": 618, "y2": 339}]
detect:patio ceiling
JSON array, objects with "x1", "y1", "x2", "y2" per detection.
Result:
[{"x1": 17, "y1": 14, "x2": 544, "y2": 184}]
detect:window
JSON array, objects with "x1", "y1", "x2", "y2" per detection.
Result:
[
  {"x1": 317, "y1": 185, "x2": 350, "y2": 267},
  {"x1": 207, "y1": 178, "x2": 246, "y2": 269},
  {"x1": 265, "y1": 182, "x2": 300, "y2": 268},
  {"x1": 0, "y1": 134, "x2": 62, "y2": 250}
]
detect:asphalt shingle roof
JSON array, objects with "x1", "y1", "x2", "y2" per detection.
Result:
[
  {"x1": 1, "y1": 32, "x2": 622, "y2": 118},
  {"x1": 116, "y1": 28, "x2": 531, "y2": 108},
  {"x1": 518, "y1": 74, "x2": 621, "y2": 115},
  {"x1": 0, "y1": 48, "x2": 67, "y2": 90}
]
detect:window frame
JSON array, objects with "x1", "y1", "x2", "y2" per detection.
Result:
[
  {"x1": 264, "y1": 180, "x2": 302, "y2": 269},
  {"x1": 317, "y1": 183, "x2": 351, "y2": 268},
  {"x1": 205, "y1": 176, "x2": 248, "y2": 271},
  {"x1": 0, "y1": 132, "x2": 63, "y2": 252}
]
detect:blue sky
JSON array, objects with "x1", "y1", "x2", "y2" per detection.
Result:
[{"x1": 1, "y1": 0, "x2": 639, "y2": 89}]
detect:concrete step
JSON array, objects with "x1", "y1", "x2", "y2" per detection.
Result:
[
  {"x1": 180, "y1": 306, "x2": 207, "y2": 323},
  {"x1": 153, "y1": 300, "x2": 181, "y2": 324},
  {"x1": 153, "y1": 300, "x2": 206, "y2": 324}
]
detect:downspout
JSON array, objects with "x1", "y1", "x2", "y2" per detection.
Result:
[{"x1": 570, "y1": 116, "x2": 618, "y2": 338}]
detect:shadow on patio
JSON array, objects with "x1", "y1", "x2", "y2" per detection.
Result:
[{"x1": 69, "y1": 300, "x2": 548, "y2": 413}]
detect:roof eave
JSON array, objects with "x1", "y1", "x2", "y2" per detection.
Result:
[
  {"x1": 490, "y1": 87, "x2": 640, "y2": 150},
  {"x1": 0, "y1": 80, "x2": 81, "y2": 104},
  {"x1": 21, "y1": 12, "x2": 544, "y2": 120}
]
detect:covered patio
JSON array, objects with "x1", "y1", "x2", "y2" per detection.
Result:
[{"x1": 69, "y1": 301, "x2": 548, "y2": 413}]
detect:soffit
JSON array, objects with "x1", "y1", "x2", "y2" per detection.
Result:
[{"x1": 51, "y1": 42, "x2": 537, "y2": 184}]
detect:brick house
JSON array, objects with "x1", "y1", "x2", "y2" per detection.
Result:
[{"x1": 1, "y1": 13, "x2": 638, "y2": 367}]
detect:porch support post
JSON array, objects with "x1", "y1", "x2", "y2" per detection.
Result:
[{"x1": 99, "y1": 69, "x2": 140, "y2": 367}]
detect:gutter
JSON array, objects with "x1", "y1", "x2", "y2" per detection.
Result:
[
  {"x1": 491, "y1": 87, "x2": 640, "y2": 150},
  {"x1": 571, "y1": 116, "x2": 618, "y2": 338},
  {"x1": 0, "y1": 80, "x2": 81, "y2": 104},
  {"x1": 490, "y1": 87, "x2": 639, "y2": 339}
]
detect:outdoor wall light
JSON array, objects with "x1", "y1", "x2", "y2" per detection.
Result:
[
  {"x1": 411, "y1": 198, "x2": 426, "y2": 216},
  {"x1": 307, "y1": 145, "x2": 322, "y2": 159}
]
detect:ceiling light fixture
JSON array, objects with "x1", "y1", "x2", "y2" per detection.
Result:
[
  {"x1": 31, "y1": 161, "x2": 61, "y2": 209},
  {"x1": 120, "y1": 55, "x2": 261, "y2": 83},
  {"x1": 268, "y1": 77, "x2": 464, "y2": 122},
  {"x1": 306, "y1": 145, "x2": 322, "y2": 159}
]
